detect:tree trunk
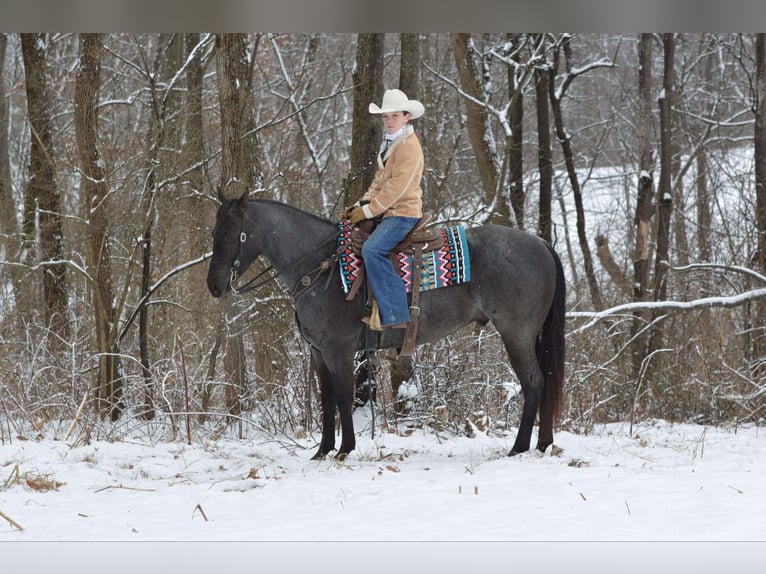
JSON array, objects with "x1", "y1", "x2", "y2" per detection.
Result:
[
  {"x1": 183, "y1": 34, "x2": 217, "y2": 393},
  {"x1": 74, "y1": 33, "x2": 125, "y2": 421},
  {"x1": 595, "y1": 233, "x2": 631, "y2": 296},
  {"x1": 184, "y1": 33, "x2": 208, "y2": 259},
  {"x1": 399, "y1": 33, "x2": 421, "y2": 98},
  {"x1": 344, "y1": 33, "x2": 384, "y2": 206},
  {"x1": 152, "y1": 33, "x2": 185, "y2": 275},
  {"x1": 632, "y1": 33, "x2": 655, "y2": 381},
  {"x1": 452, "y1": 33, "x2": 500, "y2": 210},
  {"x1": 215, "y1": 33, "x2": 264, "y2": 417},
  {"x1": 20, "y1": 33, "x2": 70, "y2": 339},
  {"x1": 216, "y1": 33, "x2": 263, "y2": 197},
  {"x1": 135, "y1": 35, "x2": 180, "y2": 420},
  {"x1": 753, "y1": 33, "x2": 766, "y2": 360},
  {"x1": 388, "y1": 34, "x2": 422, "y2": 388},
  {"x1": 0, "y1": 34, "x2": 28, "y2": 324},
  {"x1": 507, "y1": 33, "x2": 525, "y2": 230},
  {"x1": 536, "y1": 62, "x2": 553, "y2": 243},
  {"x1": 645, "y1": 33, "x2": 676, "y2": 392},
  {"x1": 696, "y1": 145, "x2": 712, "y2": 263},
  {"x1": 653, "y1": 34, "x2": 675, "y2": 305},
  {"x1": 547, "y1": 36, "x2": 602, "y2": 310}
]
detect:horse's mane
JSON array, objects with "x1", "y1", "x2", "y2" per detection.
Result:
[{"x1": 246, "y1": 197, "x2": 335, "y2": 227}]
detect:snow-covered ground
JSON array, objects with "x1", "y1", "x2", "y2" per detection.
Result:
[{"x1": 1, "y1": 413, "x2": 764, "y2": 543}]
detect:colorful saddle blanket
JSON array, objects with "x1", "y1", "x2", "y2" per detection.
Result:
[{"x1": 338, "y1": 220, "x2": 471, "y2": 294}]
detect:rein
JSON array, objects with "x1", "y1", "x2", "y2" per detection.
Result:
[{"x1": 228, "y1": 212, "x2": 341, "y2": 298}]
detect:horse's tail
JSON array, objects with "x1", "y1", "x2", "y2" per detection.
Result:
[{"x1": 536, "y1": 242, "x2": 566, "y2": 423}]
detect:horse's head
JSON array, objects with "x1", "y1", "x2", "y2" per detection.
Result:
[{"x1": 207, "y1": 189, "x2": 257, "y2": 298}]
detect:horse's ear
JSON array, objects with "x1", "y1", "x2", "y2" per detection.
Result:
[
  {"x1": 216, "y1": 185, "x2": 225, "y2": 204},
  {"x1": 236, "y1": 188, "x2": 250, "y2": 208}
]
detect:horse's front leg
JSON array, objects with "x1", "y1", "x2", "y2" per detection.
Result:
[
  {"x1": 318, "y1": 348, "x2": 357, "y2": 460},
  {"x1": 311, "y1": 350, "x2": 337, "y2": 460},
  {"x1": 310, "y1": 348, "x2": 357, "y2": 460}
]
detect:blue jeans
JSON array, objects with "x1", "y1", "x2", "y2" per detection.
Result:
[{"x1": 362, "y1": 216, "x2": 420, "y2": 325}]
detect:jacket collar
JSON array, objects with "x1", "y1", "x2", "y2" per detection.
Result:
[{"x1": 378, "y1": 124, "x2": 414, "y2": 167}]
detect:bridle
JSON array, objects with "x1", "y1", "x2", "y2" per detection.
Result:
[
  {"x1": 226, "y1": 209, "x2": 342, "y2": 299},
  {"x1": 228, "y1": 212, "x2": 265, "y2": 295}
]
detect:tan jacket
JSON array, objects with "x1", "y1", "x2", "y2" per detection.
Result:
[{"x1": 360, "y1": 125, "x2": 424, "y2": 219}]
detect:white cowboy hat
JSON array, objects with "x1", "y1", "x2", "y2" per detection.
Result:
[{"x1": 369, "y1": 89, "x2": 425, "y2": 119}]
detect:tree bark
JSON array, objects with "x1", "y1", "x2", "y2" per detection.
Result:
[
  {"x1": 755, "y1": 33, "x2": 766, "y2": 275},
  {"x1": 385, "y1": 34, "x2": 423, "y2": 387},
  {"x1": 344, "y1": 33, "x2": 384, "y2": 206},
  {"x1": 631, "y1": 33, "x2": 655, "y2": 381},
  {"x1": 507, "y1": 33, "x2": 525, "y2": 229},
  {"x1": 20, "y1": 33, "x2": 70, "y2": 339},
  {"x1": 596, "y1": 233, "x2": 631, "y2": 296},
  {"x1": 753, "y1": 33, "x2": 766, "y2": 360},
  {"x1": 452, "y1": 33, "x2": 500, "y2": 210},
  {"x1": 536, "y1": 60, "x2": 553, "y2": 243},
  {"x1": 399, "y1": 33, "x2": 421, "y2": 99},
  {"x1": 653, "y1": 34, "x2": 675, "y2": 305},
  {"x1": 216, "y1": 34, "x2": 263, "y2": 198},
  {"x1": 74, "y1": 33, "x2": 125, "y2": 421},
  {"x1": 215, "y1": 33, "x2": 264, "y2": 416},
  {"x1": 184, "y1": 33, "x2": 208, "y2": 260},
  {"x1": 0, "y1": 34, "x2": 28, "y2": 323},
  {"x1": 135, "y1": 35, "x2": 184, "y2": 420},
  {"x1": 547, "y1": 35, "x2": 603, "y2": 309},
  {"x1": 634, "y1": 33, "x2": 655, "y2": 301},
  {"x1": 645, "y1": 33, "x2": 676, "y2": 388}
]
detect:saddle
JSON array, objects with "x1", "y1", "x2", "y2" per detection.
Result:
[
  {"x1": 347, "y1": 214, "x2": 441, "y2": 259},
  {"x1": 346, "y1": 214, "x2": 438, "y2": 357}
]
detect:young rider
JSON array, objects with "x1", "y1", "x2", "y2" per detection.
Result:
[{"x1": 344, "y1": 89, "x2": 425, "y2": 329}]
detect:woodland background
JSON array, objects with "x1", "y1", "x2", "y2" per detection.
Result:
[{"x1": 1, "y1": 33, "x2": 766, "y2": 445}]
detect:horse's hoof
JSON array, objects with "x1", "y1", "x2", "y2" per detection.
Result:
[
  {"x1": 536, "y1": 440, "x2": 553, "y2": 453},
  {"x1": 334, "y1": 451, "x2": 349, "y2": 462},
  {"x1": 508, "y1": 447, "x2": 528, "y2": 457},
  {"x1": 311, "y1": 450, "x2": 327, "y2": 461}
]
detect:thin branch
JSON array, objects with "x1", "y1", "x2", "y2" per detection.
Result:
[
  {"x1": 568, "y1": 287, "x2": 766, "y2": 334},
  {"x1": 118, "y1": 252, "x2": 212, "y2": 342}
]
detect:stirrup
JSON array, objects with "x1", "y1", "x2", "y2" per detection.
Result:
[{"x1": 362, "y1": 300, "x2": 384, "y2": 331}]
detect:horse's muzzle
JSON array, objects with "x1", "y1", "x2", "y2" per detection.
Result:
[{"x1": 207, "y1": 270, "x2": 229, "y2": 298}]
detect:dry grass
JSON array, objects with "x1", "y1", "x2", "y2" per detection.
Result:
[{"x1": 3, "y1": 464, "x2": 65, "y2": 492}]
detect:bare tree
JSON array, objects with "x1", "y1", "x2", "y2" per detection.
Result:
[
  {"x1": 132, "y1": 34, "x2": 189, "y2": 419},
  {"x1": 507, "y1": 33, "x2": 526, "y2": 229},
  {"x1": 547, "y1": 34, "x2": 613, "y2": 310},
  {"x1": 631, "y1": 33, "x2": 656, "y2": 379},
  {"x1": 754, "y1": 33, "x2": 766, "y2": 358},
  {"x1": 343, "y1": 33, "x2": 383, "y2": 206},
  {"x1": 215, "y1": 33, "x2": 264, "y2": 416},
  {"x1": 535, "y1": 37, "x2": 553, "y2": 243},
  {"x1": 653, "y1": 34, "x2": 676, "y2": 305},
  {"x1": 20, "y1": 33, "x2": 70, "y2": 339},
  {"x1": 634, "y1": 34, "x2": 655, "y2": 301},
  {"x1": 399, "y1": 33, "x2": 421, "y2": 98},
  {"x1": 451, "y1": 33, "x2": 500, "y2": 210},
  {"x1": 74, "y1": 33, "x2": 124, "y2": 420},
  {"x1": 642, "y1": 33, "x2": 677, "y2": 389},
  {"x1": 0, "y1": 33, "x2": 27, "y2": 322}
]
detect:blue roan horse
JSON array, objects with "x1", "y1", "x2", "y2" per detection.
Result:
[{"x1": 207, "y1": 191, "x2": 566, "y2": 460}]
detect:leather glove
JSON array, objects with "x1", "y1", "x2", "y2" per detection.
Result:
[
  {"x1": 340, "y1": 206, "x2": 354, "y2": 219},
  {"x1": 348, "y1": 206, "x2": 367, "y2": 224}
]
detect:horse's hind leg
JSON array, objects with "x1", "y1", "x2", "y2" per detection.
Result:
[
  {"x1": 536, "y1": 382, "x2": 554, "y2": 453},
  {"x1": 502, "y1": 338, "x2": 545, "y2": 456}
]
